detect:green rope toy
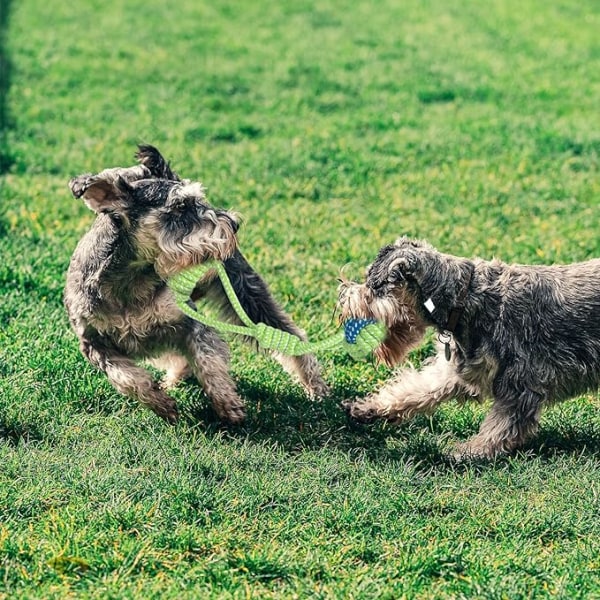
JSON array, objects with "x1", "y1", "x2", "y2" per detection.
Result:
[{"x1": 168, "y1": 260, "x2": 387, "y2": 360}]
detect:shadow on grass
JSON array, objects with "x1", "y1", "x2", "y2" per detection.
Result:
[
  {"x1": 0, "y1": 0, "x2": 13, "y2": 174},
  {"x1": 179, "y1": 376, "x2": 438, "y2": 457},
  {"x1": 179, "y1": 376, "x2": 600, "y2": 471},
  {"x1": 0, "y1": 415, "x2": 44, "y2": 446},
  {"x1": 529, "y1": 424, "x2": 600, "y2": 458},
  {"x1": 40, "y1": 366, "x2": 600, "y2": 472}
]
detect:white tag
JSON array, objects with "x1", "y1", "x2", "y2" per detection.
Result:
[{"x1": 424, "y1": 298, "x2": 435, "y2": 313}]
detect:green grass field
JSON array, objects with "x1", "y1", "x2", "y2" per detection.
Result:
[{"x1": 1, "y1": 0, "x2": 600, "y2": 597}]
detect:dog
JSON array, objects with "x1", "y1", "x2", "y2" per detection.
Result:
[
  {"x1": 64, "y1": 145, "x2": 328, "y2": 424},
  {"x1": 338, "y1": 236, "x2": 600, "y2": 458}
]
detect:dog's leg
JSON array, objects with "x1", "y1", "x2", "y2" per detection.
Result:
[
  {"x1": 81, "y1": 337, "x2": 179, "y2": 423},
  {"x1": 182, "y1": 324, "x2": 247, "y2": 424},
  {"x1": 271, "y1": 351, "x2": 330, "y2": 399},
  {"x1": 345, "y1": 353, "x2": 478, "y2": 423},
  {"x1": 227, "y1": 256, "x2": 329, "y2": 399},
  {"x1": 453, "y1": 389, "x2": 542, "y2": 459},
  {"x1": 196, "y1": 251, "x2": 329, "y2": 399}
]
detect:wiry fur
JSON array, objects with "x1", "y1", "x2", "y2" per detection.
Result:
[
  {"x1": 65, "y1": 145, "x2": 328, "y2": 424},
  {"x1": 339, "y1": 237, "x2": 600, "y2": 459}
]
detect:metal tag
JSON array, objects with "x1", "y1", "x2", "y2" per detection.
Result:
[{"x1": 438, "y1": 331, "x2": 452, "y2": 361}]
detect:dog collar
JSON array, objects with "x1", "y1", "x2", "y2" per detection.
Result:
[
  {"x1": 445, "y1": 262, "x2": 474, "y2": 332},
  {"x1": 424, "y1": 262, "x2": 474, "y2": 360}
]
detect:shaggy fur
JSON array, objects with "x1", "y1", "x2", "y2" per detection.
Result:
[
  {"x1": 65, "y1": 145, "x2": 328, "y2": 424},
  {"x1": 339, "y1": 237, "x2": 600, "y2": 458}
]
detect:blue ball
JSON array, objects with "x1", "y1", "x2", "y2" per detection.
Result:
[{"x1": 344, "y1": 318, "x2": 378, "y2": 344}]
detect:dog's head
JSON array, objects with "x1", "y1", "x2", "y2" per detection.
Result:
[
  {"x1": 338, "y1": 237, "x2": 472, "y2": 366},
  {"x1": 69, "y1": 146, "x2": 239, "y2": 278},
  {"x1": 365, "y1": 238, "x2": 435, "y2": 295}
]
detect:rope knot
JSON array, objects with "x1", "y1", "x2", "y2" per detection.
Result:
[{"x1": 168, "y1": 260, "x2": 387, "y2": 359}]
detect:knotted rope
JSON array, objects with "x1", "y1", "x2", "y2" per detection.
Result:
[{"x1": 168, "y1": 260, "x2": 386, "y2": 359}]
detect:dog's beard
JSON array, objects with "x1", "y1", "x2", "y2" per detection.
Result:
[
  {"x1": 374, "y1": 320, "x2": 427, "y2": 367},
  {"x1": 135, "y1": 215, "x2": 239, "y2": 279},
  {"x1": 338, "y1": 280, "x2": 427, "y2": 367}
]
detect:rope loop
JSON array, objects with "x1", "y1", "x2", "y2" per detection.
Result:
[{"x1": 168, "y1": 260, "x2": 386, "y2": 359}]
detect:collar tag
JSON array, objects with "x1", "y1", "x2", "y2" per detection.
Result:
[
  {"x1": 438, "y1": 331, "x2": 453, "y2": 361},
  {"x1": 424, "y1": 297, "x2": 436, "y2": 314}
]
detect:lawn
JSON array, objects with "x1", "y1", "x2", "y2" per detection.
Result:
[{"x1": 1, "y1": 0, "x2": 600, "y2": 597}]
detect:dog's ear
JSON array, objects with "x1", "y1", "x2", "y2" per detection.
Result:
[
  {"x1": 69, "y1": 174, "x2": 132, "y2": 215},
  {"x1": 136, "y1": 144, "x2": 181, "y2": 181},
  {"x1": 410, "y1": 255, "x2": 474, "y2": 330},
  {"x1": 386, "y1": 238, "x2": 439, "y2": 283},
  {"x1": 386, "y1": 254, "x2": 417, "y2": 283},
  {"x1": 394, "y1": 237, "x2": 431, "y2": 249},
  {"x1": 367, "y1": 242, "x2": 419, "y2": 289}
]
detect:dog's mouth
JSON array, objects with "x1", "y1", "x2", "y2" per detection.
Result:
[
  {"x1": 337, "y1": 281, "x2": 427, "y2": 367},
  {"x1": 337, "y1": 280, "x2": 401, "y2": 322},
  {"x1": 148, "y1": 213, "x2": 239, "y2": 279}
]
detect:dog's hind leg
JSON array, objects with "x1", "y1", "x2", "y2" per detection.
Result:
[
  {"x1": 453, "y1": 388, "x2": 543, "y2": 459},
  {"x1": 194, "y1": 250, "x2": 329, "y2": 399},
  {"x1": 182, "y1": 323, "x2": 247, "y2": 424},
  {"x1": 345, "y1": 353, "x2": 479, "y2": 423}
]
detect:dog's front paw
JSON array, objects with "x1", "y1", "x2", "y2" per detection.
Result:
[
  {"x1": 341, "y1": 399, "x2": 381, "y2": 424},
  {"x1": 214, "y1": 398, "x2": 247, "y2": 425},
  {"x1": 151, "y1": 396, "x2": 179, "y2": 425}
]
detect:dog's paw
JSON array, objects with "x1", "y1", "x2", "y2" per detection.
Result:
[
  {"x1": 152, "y1": 397, "x2": 179, "y2": 425},
  {"x1": 341, "y1": 399, "x2": 380, "y2": 423},
  {"x1": 216, "y1": 400, "x2": 247, "y2": 425},
  {"x1": 451, "y1": 440, "x2": 498, "y2": 462}
]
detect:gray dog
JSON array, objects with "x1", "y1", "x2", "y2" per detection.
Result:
[
  {"x1": 338, "y1": 237, "x2": 600, "y2": 458},
  {"x1": 65, "y1": 145, "x2": 328, "y2": 424}
]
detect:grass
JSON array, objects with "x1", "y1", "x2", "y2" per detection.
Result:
[{"x1": 1, "y1": 0, "x2": 600, "y2": 597}]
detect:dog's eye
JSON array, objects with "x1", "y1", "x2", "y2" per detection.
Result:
[
  {"x1": 367, "y1": 275, "x2": 386, "y2": 291},
  {"x1": 165, "y1": 200, "x2": 187, "y2": 214},
  {"x1": 389, "y1": 267, "x2": 405, "y2": 284}
]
